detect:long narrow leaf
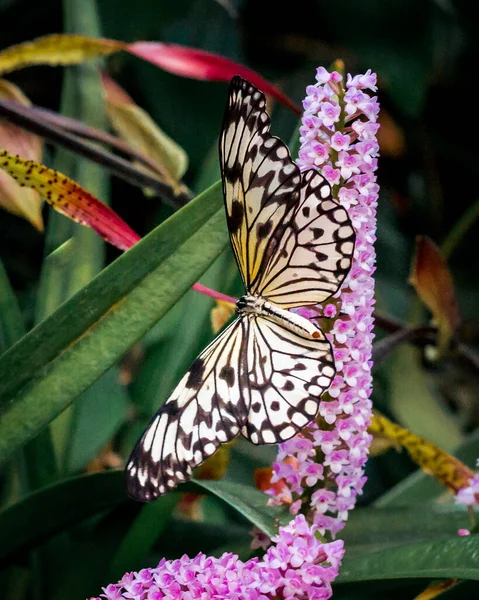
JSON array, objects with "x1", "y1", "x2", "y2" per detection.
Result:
[{"x1": 0, "y1": 182, "x2": 226, "y2": 463}]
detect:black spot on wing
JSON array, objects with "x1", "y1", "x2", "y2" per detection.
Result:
[
  {"x1": 257, "y1": 220, "x2": 273, "y2": 239},
  {"x1": 219, "y1": 365, "x2": 235, "y2": 387},
  {"x1": 311, "y1": 227, "x2": 324, "y2": 240},
  {"x1": 228, "y1": 199, "x2": 244, "y2": 234},
  {"x1": 186, "y1": 358, "x2": 205, "y2": 389}
]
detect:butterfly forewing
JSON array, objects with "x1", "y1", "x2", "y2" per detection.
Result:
[
  {"x1": 254, "y1": 169, "x2": 356, "y2": 307},
  {"x1": 219, "y1": 76, "x2": 301, "y2": 291}
]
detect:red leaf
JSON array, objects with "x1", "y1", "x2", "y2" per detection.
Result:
[{"x1": 127, "y1": 42, "x2": 301, "y2": 115}]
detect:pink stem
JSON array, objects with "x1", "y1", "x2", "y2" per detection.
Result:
[{"x1": 192, "y1": 282, "x2": 238, "y2": 305}]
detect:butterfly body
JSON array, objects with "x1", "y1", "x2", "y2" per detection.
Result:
[
  {"x1": 125, "y1": 76, "x2": 355, "y2": 502},
  {"x1": 236, "y1": 294, "x2": 322, "y2": 339}
]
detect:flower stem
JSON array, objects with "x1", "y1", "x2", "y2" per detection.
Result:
[
  {"x1": 441, "y1": 197, "x2": 479, "y2": 260},
  {"x1": 192, "y1": 283, "x2": 237, "y2": 305}
]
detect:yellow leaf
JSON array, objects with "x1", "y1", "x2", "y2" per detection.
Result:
[
  {"x1": 0, "y1": 79, "x2": 43, "y2": 230},
  {"x1": 0, "y1": 34, "x2": 124, "y2": 76},
  {"x1": 369, "y1": 412, "x2": 473, "y2": 493},
  {"x1": 210, "y1": 299, "x2": 236, "y2": 333},
  {"x1": 102, "y1": 73, "x2": 188, "y2": 195},
  {"x1": 409, "y1": 236, "x2": 460, "y2": 352},
  {"x1": 0, "y1": 150, "x2": 139, "y2": 250},
  {"x1": 195, "y1": 443, "x2": 231, "y2": 481},
  {"x1": 413, "y1": 578, "x2": 458, "y2": 600}
]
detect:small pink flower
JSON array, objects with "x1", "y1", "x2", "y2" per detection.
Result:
[
  {"x1": 330, "y1": 131, "x2": 351, "y2": 151},
  {"x1": 322, "y1": 165, "x2": 341, "y2": 185},
  {"x1": 455, "y1": 474, "x2": 479, "y2": 506},
  {"x1": 316, "y1": 66, "x2": 332, "y2": 84},
  {"x1": 319, "y1": 102, "x2": 341, "y2": 126}
]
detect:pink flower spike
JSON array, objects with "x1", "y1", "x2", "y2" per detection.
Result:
[{"x1": 268, "y1": 66, "x2": 379, "y2": 553}]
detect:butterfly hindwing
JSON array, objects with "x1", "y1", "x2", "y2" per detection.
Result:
[
  {"x1": 219, "y1": 76, "x2": 301, "y2": 291},
  {"x1": 254, "y1": 169, "x2": 356, "y2": 307},
  {"x1": 240, "y1": 315, "x2": 335, "y2": 444},
  {"x1": 125, "y1": 312, "x2": 335, "y2": 501},
  {"x1": 125, "y1": 318, "x2": 246, "y2": 501}
]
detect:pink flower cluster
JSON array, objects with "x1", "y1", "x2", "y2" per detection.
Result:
[
  {"x1": 92, "y1": 515, "x2": 343, "y2": 600},
  {"x1": 267, "y1": 67, "x2": 379, "y2": 537}
]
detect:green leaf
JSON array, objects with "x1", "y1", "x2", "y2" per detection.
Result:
[
  {"x1": 338, "y1": 535, "x2": 479, "y2": 583},
  {"x1": 0, "y1": 259, "x2": 25, "y2": 352},
  {"x1": 0, "y1": 471, "x2": 125, "y2": 564},
  {"x1": 131, "y1": 249, "x2": 238, "y2": 418},
  {"x1": 191, "y1": 478, "x2": 284, "y2": 538},
  {"x1": 0, "y1": 180, "x2": 226, "y2": 464},
  {"x1": 341, "y1": 505, "x2": 471, "y2": 555},
  {"x1": 108, "y1": 493, "x2": 180, "y2": 580},
  {"x1": 388, "y1": 345, "x2": 462, "y2": 451},
  {"x1": 64, "y1": 366, "x2": 129, "y2": 472},
  {"x1": 0, "y1": 472, "x2": 278, "y2": 565}
]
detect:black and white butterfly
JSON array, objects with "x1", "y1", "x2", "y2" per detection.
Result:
[{"x1": 125, "y1": 76, "x2": 355, "y2": 501}]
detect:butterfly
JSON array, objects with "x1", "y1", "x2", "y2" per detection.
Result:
[{"x1": 125, "y1": 75, "x2": 355, "y2": 501}]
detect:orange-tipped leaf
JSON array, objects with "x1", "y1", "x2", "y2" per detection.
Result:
[{"x1": 0, "y1": 150, "x2": 140, "y2": 250}]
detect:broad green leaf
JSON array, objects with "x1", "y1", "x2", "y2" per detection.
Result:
[
  {"x1": 192, "y1": 478, "x2": 284, "y2": 538},
  {"x1": 0, "y1": 471, "x2": 125, "y2": 563},
  {"x1": 131, "y1": 249, "x2": 238, "y2": 418},
  {"x1": 341, "y1": 505, "x2": 471, "y2": 555},
  {"x1": 108, "y1": 493, "x2": 180, "y2": 580},
  {"x1": 64, "y1": 367, "x2": 129, "y2": 473},
  {"x1": 0, "y1": 471, "x2": 276, "y2": 564},
  {"x1": 338, "y1": 535, "x2": 479, "y2": 583},
  {"x1": 388, "y1": 345, "x2": 461, "y2": 450},
  {"x1": 0, "y1": 181, "x2": 226, "y2": 464}
]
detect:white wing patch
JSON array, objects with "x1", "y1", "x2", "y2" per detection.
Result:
[{"x1": 219, "y1": 76, "x2": 301, "y2": 290}]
